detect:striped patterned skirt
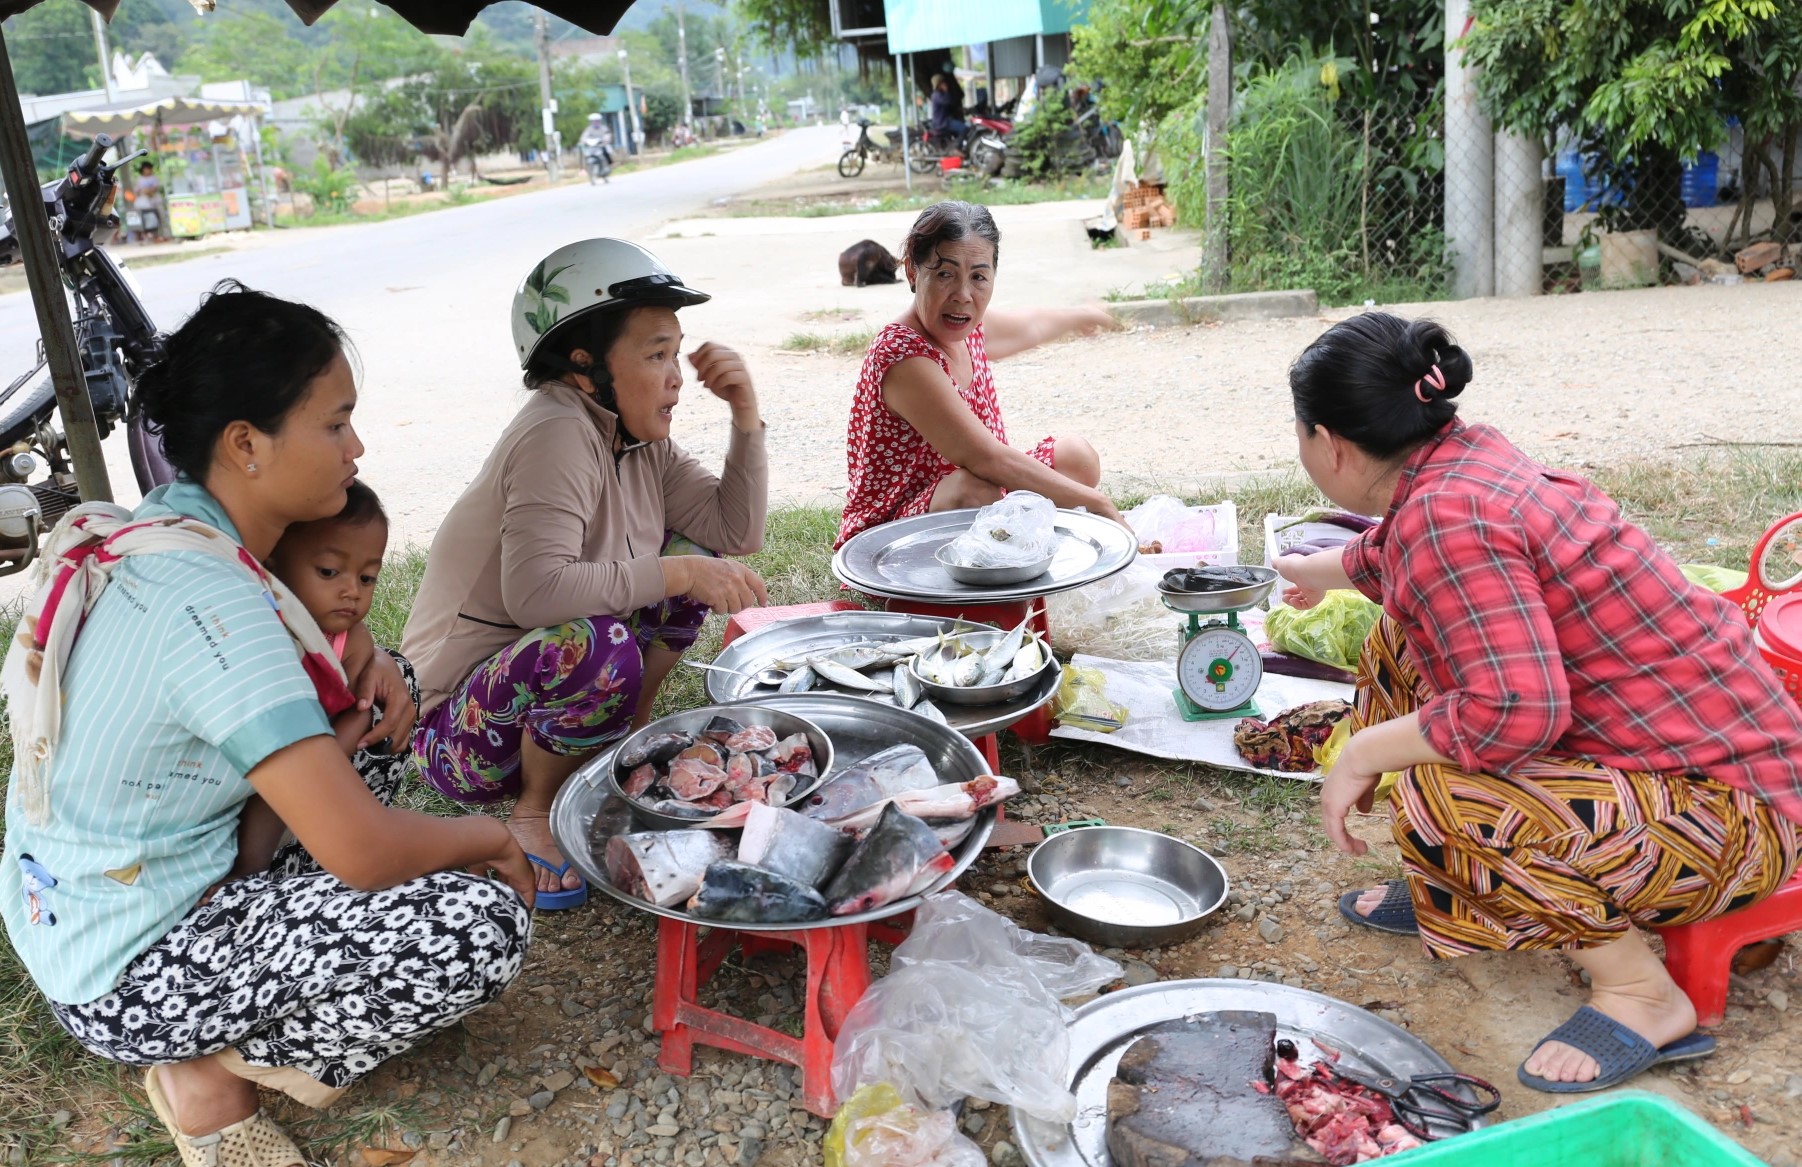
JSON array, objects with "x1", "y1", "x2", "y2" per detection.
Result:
[{"x1": 1358, "y1": 616, "x2": 1802, "y2": 958}]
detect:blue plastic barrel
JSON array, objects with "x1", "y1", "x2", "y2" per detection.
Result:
[
  {"x1": 1556, "y1": 152, "x2": 1588, "y2": 212},
  {"x1": 1682, "y1": 151, "x2": 1721, "y2": 208}
]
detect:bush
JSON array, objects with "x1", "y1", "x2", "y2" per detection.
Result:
[{"x1": 291, "y1": 158, "x2": 360, "y2": 215}]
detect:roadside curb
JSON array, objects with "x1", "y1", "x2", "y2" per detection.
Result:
[{"x1": 1109, "y1": 289, "x2": 1318, "y2": 326}]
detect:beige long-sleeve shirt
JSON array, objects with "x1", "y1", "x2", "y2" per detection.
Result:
[{"x1": 403, "y1": 381, "x2": 768, "y2": 714}]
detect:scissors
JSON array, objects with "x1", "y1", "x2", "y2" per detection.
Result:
[{"x1": 1326, "y1": 1067, "x2": 1501, "y2": 1140}]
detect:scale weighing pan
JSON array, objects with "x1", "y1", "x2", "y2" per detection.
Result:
[
  {"x1": 1158, "y1": 565, "x2": 1280, "y2": 614},
  {"x1": 834, "y1": 507, "x2": 1137, "y2": 602},
  {"x1": 705, "y1": 610, "x2": 1060, "y2": 740},
  {"x1": 1013, "y1": 979, "x2": 1486, "y2": 1167}
]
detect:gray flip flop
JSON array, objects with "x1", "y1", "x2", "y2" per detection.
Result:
[
  {"x1": 1338, "y1": 878, "x2": 1418, "y2": 935},
  {"x1": 1517, "y1": 1005, "x2": 1716, "y2": 1094}
]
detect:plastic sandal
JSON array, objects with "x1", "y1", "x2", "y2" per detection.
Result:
[
  {"x1": 1338, "y1": 878, "x2": 1418, "y2": 935},
  {"x1": 145, "y1": 1067, "x2": 306, "y2": 1167},
  {"x1": 527, "y1": 852, "x2": 588, "y2": 910},
  {"x1": 1516, "y1": 1005, "x2": 1717, "y2": 1094}
]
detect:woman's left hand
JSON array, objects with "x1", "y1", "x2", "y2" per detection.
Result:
[
  {"x1": 689, "y1": 342, "x2": 760, "y2": 423},
  {"x1": 353, "y1": 651, "x2": 418, "y2": 753},
  {"x1": 1319, "y1": 730, "x2": 1384, "y2": 855}
]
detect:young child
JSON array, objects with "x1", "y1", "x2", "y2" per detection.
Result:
[{"x1": 232, "y1": 482, "x2": 419, "y2": 881}]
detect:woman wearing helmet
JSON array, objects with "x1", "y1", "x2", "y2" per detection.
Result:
[{"x1": 403, "y1": 239, "x2": 769, "y2": 907}]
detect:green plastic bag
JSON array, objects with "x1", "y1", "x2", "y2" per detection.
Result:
[
  {"x1": 1265, "y1": 592, "x2": 1383, "y2": 672},
  {"x1": 1679, "y1": 563, "x2": 1749, "y2": 594}
]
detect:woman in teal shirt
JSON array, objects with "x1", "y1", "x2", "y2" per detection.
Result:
[{"x1": 0, "y1": 283, "x2": 535, "y2": 1163}]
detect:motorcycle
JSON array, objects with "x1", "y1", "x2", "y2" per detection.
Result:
[
  {"x1": 582, "y1": 141, "x2": 613, "y2": 184},
  {"x1": 838, "y1": 118, "x2": 907, "y2": 178},
  {"x1": 0, "y1": 133, "x2": 176, "y2": 572}
]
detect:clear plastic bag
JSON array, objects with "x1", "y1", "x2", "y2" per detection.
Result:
[
  {"x1": 831, "y1": 891, "x2": 1123, "y2": 1123},
  {"x1": 1045, "y1": 562, "x2": 1173, "y2": 661},
  {"x1": 944, "y1": 492, "x2": 1059, "y2": 568},
  {"x1": 824, "y1": 1084, "x2": 986, "y2": 1167},
  {"x1": 1124, "y1": 494, "x2": 1226, "y2": 554}
]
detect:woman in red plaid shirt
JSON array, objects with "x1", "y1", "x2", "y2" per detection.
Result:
[{"x1": 1277, "y1": 313, "x2": 1802, "y2": 1095}]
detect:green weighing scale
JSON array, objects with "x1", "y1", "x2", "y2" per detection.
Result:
[{"x1": 1158, "y1": 565, "x2": 1282, "y2": 723}]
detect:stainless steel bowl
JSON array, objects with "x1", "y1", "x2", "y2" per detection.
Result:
[
  {"x1": 908, "y1": 629, "x2": 1057, "y2": 706},
  {"x1": 935, "y1": 543, "x2": 1057, "y2": 587},
  {"x1": 607, "y1": 703, "x2": 834, "y2": 830},
  {"x1": 1157, "y1": 565, "x2": 1280, "y2": 613},
  {"x1": 1028, "y1": 825, "x2": 1229, "y2": 948}
]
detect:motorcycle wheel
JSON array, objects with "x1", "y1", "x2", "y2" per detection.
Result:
[
  {"x1": 0, "y1": 371, "x2": 56, "y2": 450},
  {"x1": 969, "y1": 140, "x2": 1004, "y2": 177},
  {"x1": 838, "y1": 149, "x2": 866, "y2": 179}
]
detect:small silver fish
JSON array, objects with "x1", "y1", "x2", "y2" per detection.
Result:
[
  {"x1": 952, "y1": 653, "x2": 985, "y2": 687},
  {"x1": 820, "y1": 645, "x2": 896, "y2": 672},
  {"x1": 912, "y1": 699, "x2": 950, "y2": 725},
  {"x1": 813, "y1": 658, "x2": 893, "y2": 692},
  {"x1": 983, "y1": 617, "x2": 1030, "y2": 675},
  {"x1": 779, "y1": 664, "x2": 817, "y2": 693},
  {"x1": 892, "y1": 663, "x2": 923, "y2": 708}
]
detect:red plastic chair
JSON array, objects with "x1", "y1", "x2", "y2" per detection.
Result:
[{"x1": 1655, "y1": 511, "x2": 1802, "y2": 1025}]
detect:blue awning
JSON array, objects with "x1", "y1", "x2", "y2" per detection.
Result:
[{"x1": 882, "y1": 0, "x2": 1088, "y2": 55}]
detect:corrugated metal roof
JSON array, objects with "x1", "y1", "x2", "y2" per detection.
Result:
[{"x1": 883, "y1": 0, "x2": 1088, "y2": 54}]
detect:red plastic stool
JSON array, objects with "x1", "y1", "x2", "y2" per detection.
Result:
[
  {"x1": 879, "y1": 596, "x2": 1054, "y2": 745},
  {"x1": 723, "y1": 600, "x2": 865, "y2": 649},
  {"x1": 1657, "y1": 873, "x2": 1802, "y2": 1027},
  {"x1": 653, "y1": 913, "x2": 911, "y2": 1117}
]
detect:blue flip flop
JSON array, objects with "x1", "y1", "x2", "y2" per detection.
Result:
[
  {"x1": 526, "y1": 853, "x2": 588, "y2": 911},
  {"x1": 1517, "y1": 1005, "x2": 1716, "y2": 1094},
  {"x1": 1338, "y1": 878, "x2": 1419, "y2": 935}
]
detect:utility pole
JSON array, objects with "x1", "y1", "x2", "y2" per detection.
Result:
[
  {"x1": 534, "y1": 11, "x2": 561, "y2": 182},
  {"x1": 1201, "y1": 3, "x2": 1230, "y2": 293},
  {"x1": 714, "y1": 46, "x2": 726, "y2": 120},
  {"x1": 619, "y1": 49, "x2": 643, "y2": 151},
  {"x1": 675, "y1": 4, "x2": 693, "y2": 128},
  {"x1": 89, "y1": 9, "x2": 116, "y2": 104}
]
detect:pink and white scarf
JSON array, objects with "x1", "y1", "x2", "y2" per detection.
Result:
[{"x1": 4, "y1": 502, "x2": 356, "y2": 826}]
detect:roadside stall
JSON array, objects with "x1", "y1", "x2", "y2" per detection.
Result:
[{"x1": 60, "y1": 94, "x2": 270, "y2": 237}]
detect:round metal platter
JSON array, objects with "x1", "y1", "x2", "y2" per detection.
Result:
[
  {"x1": 548, "y1": 693, "x2": 997, "y2": 932},
  {"x1": 834, "y1": 508, "x2": 1137, "y2": 603},
  {"x1": 704, "y1": 610, "x2": 1060, "y2": 740},
  {"x1": 1013, "y1": 979, "x2": 1485, "y2": 1167}
]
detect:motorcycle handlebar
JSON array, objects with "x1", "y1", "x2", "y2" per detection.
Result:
[{"x1": 70, "y1": 134, "x2": 115, "y2": 182}]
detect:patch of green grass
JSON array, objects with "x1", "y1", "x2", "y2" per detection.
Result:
[
  {"x1": 665, "y1": 145, "x2": 722, "y2": 165},
  {"x1": 777, "y1": 328, "x2": 877, "y2": 357},
  {"x1": 731, "y1": 175, "x2": 1111, "y2": 220},
  {"x1": 5, "y1": 451, "x2": 1800, "y2": 1149}
]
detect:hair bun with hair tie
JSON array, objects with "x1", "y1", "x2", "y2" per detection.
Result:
[{"x1": 1413, "y1": 363, "x2": 1446, "y2": 404}]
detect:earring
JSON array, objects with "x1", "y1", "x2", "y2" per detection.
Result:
[{"x1": 246, "y1": 463, "x2": 258, "y2": 474}]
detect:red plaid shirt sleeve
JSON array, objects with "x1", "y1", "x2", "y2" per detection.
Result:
[{"x1": 1388, "y1": 491, "x2": 1572, "y2": 773}]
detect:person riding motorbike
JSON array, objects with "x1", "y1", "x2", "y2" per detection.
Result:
[{"x1": 579, "y1": 114, "x2": 615, "y2": 181}]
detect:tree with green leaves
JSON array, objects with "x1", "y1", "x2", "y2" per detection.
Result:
[
  {"x1": 5, "y1": 2, "x2": 99, "y2": 95},
  {"x1": 1465, "y1": 0, "x2": 1802, "y2": 247},
  {"x1": 732, "y1": 0, "x2": 832, "y2": 61}
]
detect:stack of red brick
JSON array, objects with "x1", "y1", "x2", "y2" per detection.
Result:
[{"x1": 1122, "y1": 182, "x2": 1177, "y2": 234}]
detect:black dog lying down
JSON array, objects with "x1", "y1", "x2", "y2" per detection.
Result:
[{"x1": 839, "y1": 239, "x2": 900, "y2": 286}]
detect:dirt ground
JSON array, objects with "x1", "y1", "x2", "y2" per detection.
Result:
[{"x1": 59, "y1": 747, "x2": 1782, "y2": 1167}]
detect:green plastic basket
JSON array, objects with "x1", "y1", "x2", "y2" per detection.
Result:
[{"x1": 1385, "y1": 1091, "x2": 1765, "y2": 1166}]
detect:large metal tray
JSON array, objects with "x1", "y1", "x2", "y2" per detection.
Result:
[
  {"x1": 834, "y1": 507, "x2": 1137, "y2": 603},
  {"x1": 548, "y1": 693, "x2": 997, "y2": 932},
  {"x1": 704, "y1": 610, "x2": 1060, "y2": 739},
  {"x1": 1014, "y1": 979, "x2": 1486, "y2": 1166}
]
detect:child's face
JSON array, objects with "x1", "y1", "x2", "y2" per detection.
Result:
[{"x1": 268, "y1": 519, "x2": 386, "y2": 635}]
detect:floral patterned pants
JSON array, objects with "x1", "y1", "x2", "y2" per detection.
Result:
[
  {"x1": 50, "y1": 679, "x2": 531, "y2": 1104},
  {"x1": 411, "y1": 533, "x2": 714, "y2": 803}
]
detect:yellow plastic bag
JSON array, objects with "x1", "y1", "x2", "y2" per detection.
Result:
[
  {"x1": 1311, "y1": 717, "x2": 1404, "y2": 800},
  {"x1": 1679, "y1": 563, "x2": 1749, "y2": 594},
  {"x1": 1266, "y1": 592, "x2": 1383, "y2": 671},
  {"x1": 824, "y1": 1084, "x2": 985, "y2": 1167},
  {"x1": 1052, "y1": 664, "x2": 1128, "y2": 733}
]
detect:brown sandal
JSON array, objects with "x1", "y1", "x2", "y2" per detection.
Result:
[{"x1": 145, "y1": 1067, "x2": 307, "y2": 1167}]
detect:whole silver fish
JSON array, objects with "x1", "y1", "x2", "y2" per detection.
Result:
[
  {"x1": 983, "y1": 617, "x2": 1030, "y2": 676},
  {"x1": 778, "y1": 664, "x2": 817, "y2": 694},
  {"x1": 952, "y1": 652, "x2": 985, "y2": 687},
  {"x1": 892, "y1": 663, "x2": 923, "y2": 708},
  {"x1": 813, "y1": 658, "x2": 893, "y2": 692},
  {"x1": 912, "y1": 699, "x2": 950, "y2": 726},
  {"x1": 820, "y1": 644, "x2": 898, "y2": 672},
  {"x1": 822, "y1": 803, "x2": 955, "y2": 916}
]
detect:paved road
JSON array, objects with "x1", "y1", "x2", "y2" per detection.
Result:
[{"x1": 0, "y1": 125, "x2": 844, "y2": 545}]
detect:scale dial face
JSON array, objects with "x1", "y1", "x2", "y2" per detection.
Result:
[{"x1": 1177, "y1": 625, "x2": 1263, "y2": 711}]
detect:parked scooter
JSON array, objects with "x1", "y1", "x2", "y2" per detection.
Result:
[{"x1": 0, "y1": 134, "x2": 177, "y2": 571}]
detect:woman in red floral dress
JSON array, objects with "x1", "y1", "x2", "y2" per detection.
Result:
[{"x1": 836, "y1": 201, "x2": 1123, "y2": 548}]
